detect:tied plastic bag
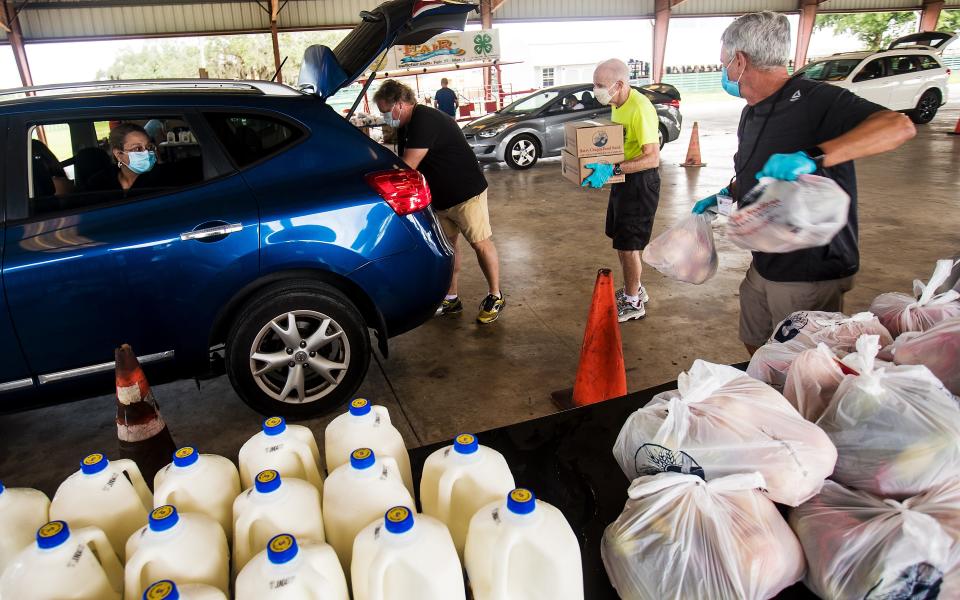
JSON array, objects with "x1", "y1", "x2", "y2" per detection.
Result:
[
  {"x1": 870, "y1": 259, "x2": 960, "y2": 338},
  {"x1": 782, "y1": 343, "x2": 848, "y2": 422},
  {"x1": 889, "y1": 316, "x2": 960, "y2": 396},
  {"x1": 747, "y1": 311, "x2": 893, "y2": 390},
  {"x1": 612, "y1": 360, "x2": 837, "y2": 506},
  {"x1": 726, "y1": 175, "x2": 850, "y2": 253},
  {"x1": 817, "y1": 334, "x2": 960, "y2": 498},
  {"x1": 602, "y1": 472, "x2": 804, "y2": 600},
  {"x1": 641, "y1": 214, "x2": 718, "y2": 284},
  {"x1": 789, "y1": 480, "x2": 958, "y2": 600}
]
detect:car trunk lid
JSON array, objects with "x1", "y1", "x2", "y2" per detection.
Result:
[{"x1": 887, "y1": 31, "x2": 958, "y2": 54}]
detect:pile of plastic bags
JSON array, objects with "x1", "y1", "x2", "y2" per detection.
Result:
[
  {"x1": 725, "y1": 175, "x2": 850, "y2": 254},
  {"x1": 870, "y1": 259, "x2": 960, "y2": 337},
  {"x1": 885, "y1": 316, "x2": 960, "y2": 395},
  {"x1": 641, "y1": 214, "x2": 718, "y2": 284},
  {"x1": 781, "y1": 343, "x2": 846, "y2": 422}
]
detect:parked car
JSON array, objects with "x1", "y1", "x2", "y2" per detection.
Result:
[
  {"x1": 0, "y1": 0, "x2": 478, "y2": 418},
  {"x1": 797, "y1": 31, "x2": 956, "y2": 124},
  {"x1": 462, "y1": 83, "x2": 683, "y2": 170}
]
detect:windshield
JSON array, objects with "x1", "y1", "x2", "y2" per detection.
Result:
[
  {"x1": 502, "y1": 90, "x2": 561, "y2": 114},
  {"x1": 799, "y1": 59, "x2": 861, "y2": 82}
]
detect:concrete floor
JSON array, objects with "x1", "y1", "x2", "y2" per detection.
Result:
[{"x1": 3, "y1": 95, "x2": 959, "y2": 497}]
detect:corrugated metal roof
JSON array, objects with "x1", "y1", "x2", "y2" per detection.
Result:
[
  {"x1": 672, "y1": 0, "x2": 798, "y2": 16},
  {"x1": 494, "y1": 0, "x2": 655, "y2": 21}
]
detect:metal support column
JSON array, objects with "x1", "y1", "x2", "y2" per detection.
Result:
[
  {"x1": 270, "y1": 0, "x2": 283, "y2": 84},
  {"x1": 794, "y1": 0, "x2": 819, "y2": 70},
  {"x1": 4, "y1": 0, "x2": 34, "y2": 87},
  {"x1": 481, "y1": 0, "x2": 493, "y2": 100},
  {"x1": 652, "y1": 1, "x2": 684, "y2": 83},
  {"x1": 919, "y1": 0, "x2": 944, "y2": 32}
]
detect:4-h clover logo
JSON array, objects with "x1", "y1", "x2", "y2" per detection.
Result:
[{"x1": 474, "y1": 33, "x2": 493, "y2": 55}]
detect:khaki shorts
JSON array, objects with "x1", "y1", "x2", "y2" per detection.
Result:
[
  {"x1": 739, "y1": 263, "x2": 855, "y2": 347},
  {"x1": 436, "y1": 190, "x2": 493, "y2": 245}
]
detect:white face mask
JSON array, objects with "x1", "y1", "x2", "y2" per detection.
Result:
[
  {"x1": 593, "y1": 82, "x2": 619, "y2": 106},
  {"x1": 381, "y1": 104, "x2": 402, "y2": 128}
]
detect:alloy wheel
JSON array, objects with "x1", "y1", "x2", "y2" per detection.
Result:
[{"x1": 511, "y1": 139, "x2": 537, "y2": 166}]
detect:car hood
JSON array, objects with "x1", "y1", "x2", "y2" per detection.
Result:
[{"x1": 462, "y1": 113, "x2": 525, "y2": 133}]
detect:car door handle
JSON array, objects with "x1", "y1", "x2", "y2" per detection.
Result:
[{"x1": 180, "y1": 222, "x2": 243, "y2": 242}]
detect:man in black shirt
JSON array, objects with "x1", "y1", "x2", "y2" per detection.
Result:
[
  {"x1": 373, "y1": 80, "x2": 505, "y2": 324},
  {"x1": 693, "y1": 11, "x2": 915, "y2": 355}
]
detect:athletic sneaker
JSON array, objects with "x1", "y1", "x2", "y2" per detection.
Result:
[
  {"x1": 437, "y1": 296, "x2": 463, "y2": 315},
  {"x1": 617, "y1": 296, "x2": 646, "y2": 322},
  {"x1": 477, "y1": 294, "x2": 505, "y2": 324},
  {"x1": 616, "y1": 285, "x2": 650, "y2": 304}
]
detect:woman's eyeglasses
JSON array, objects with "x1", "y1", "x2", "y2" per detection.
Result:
[{"x1": 122, "y1": 144, "x2": 156, "y2": 153}]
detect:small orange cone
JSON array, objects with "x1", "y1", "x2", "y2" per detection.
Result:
[
  {"x1": 950, "y1": 116, "x2": 960, "y2": 136},
  {"x1": 551, "y1": 269, "x2": 628, "y2": 410},
  {"x1": 680, "y1": 121, "x2": 706, "y2": 167},
  {"x1": 115, "y1": 344, "x2": 176, "y2": 486}
]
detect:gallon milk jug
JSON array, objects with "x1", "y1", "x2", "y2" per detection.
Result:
[
  {"x1": 50, "y1": 453, "x2": 152, "y2": 561},
  {"x1": 238, "y1": 417, "x2": 323, "y2": 491},
  {"x1": 420, "y1": 434, "x2": 515, "y2": 557},
  {"x1": 0, "y1": 520, "x2": 123, "y2": 600},
  {"x1": 232, "y1": 470, "x2": 325, "y2": 574},
  {"x1": 464, "y1": 489, "x2": 584, "y2": 600},
  {"x1": 235, "y1": 533, "x2": 349, "y2": 600},
  {"x1": 124, "y1": 506, "x2": 229, "y2": 600},
  {"x1": 324, "y1": 399, "x2": 413, "y2": 494},
  {"x1": 322, "y1": 448, "x2": 413, "y2": 575},
  {"x1": 352, "y1": 507, "x2": 466, "y2": 600},
  {"x1": 0, "y1": 481, "x2": 50, "y2": 575},
  {"x1": 153, "y1": 447, "x2": 241, "y2": 542},
  {"x1": 141, "y1": 580, "x2": 226, "y2": 600}
]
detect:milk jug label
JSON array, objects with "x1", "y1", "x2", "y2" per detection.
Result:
[
  {"x1": 265, "y1": 443, "x2": 285, "y2": 454},
  {"x1": 102, "y1": 473, "x2": 119, "y2": 492},
  {"x1": 67, "y1": 544, "x2": 85, "y2": 568},
  {"x1": 270, "y1": 576, "x2": 296, "y2": 589}
]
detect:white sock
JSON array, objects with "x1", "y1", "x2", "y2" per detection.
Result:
[
  {"x1": 624, "y1": 294, "x2": 640, "y2": 306},
  {"x1": 445, "y1": 294, "x2": 458, "y2": 301}
]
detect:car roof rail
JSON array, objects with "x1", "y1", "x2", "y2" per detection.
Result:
[{"x1": 0, "y1": 79, "x2": 303, "y2": 102}]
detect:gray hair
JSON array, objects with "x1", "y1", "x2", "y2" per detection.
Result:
[{"x1": 721, "y1": 11, "x2": 791, "y2": 69}]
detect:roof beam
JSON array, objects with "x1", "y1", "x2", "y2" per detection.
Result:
[
  {"x1": 794, "y1": 0, "x2": 819, "y2": 69},
  {"x1": 3, "y1": 0, "x2": 33, "y2": 87},
  {"x1": 919, "y1": 0, "x2": 944, "y2": 31}
]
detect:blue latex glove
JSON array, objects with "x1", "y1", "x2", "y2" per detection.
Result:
[
  {"x1": 756, "y1": 151, "x2": 817, "y2": 181},
  {"x1": 581, "y1": 163, "x2": 614, "y2": 189},
  {"x1": 692, "y1": 187, "x2": 729, "y2": 214}
]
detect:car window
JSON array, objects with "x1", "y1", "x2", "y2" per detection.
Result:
[
  {"x1": 502, "y1": 91, "x2": 560, "y2": 115},
  {"x1": 205, "y1": 113, "x2": 303, "y2": 168},
  {"x1": 853, "y1": 58, "x2": 888, "y2": 82},
  {"x1": 919, "y1": 55, "x2": 942, "y2": 70},
  {"x1": 800, "y1": 59, "x2": 861, "y2": 82},
  {"x1": 886, "y1": 55, "x2": 923, "y2": 75},
  {"x1": 556, "y1": 93, "x2": 591, "y2": 113},
  {"x1": 26, "y1": 116, "x2": 207, "y2": 218}
]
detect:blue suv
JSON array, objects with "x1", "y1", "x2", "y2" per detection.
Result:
[{"x1": 0, "y1": 0, "x2": 477, "y2": 417}]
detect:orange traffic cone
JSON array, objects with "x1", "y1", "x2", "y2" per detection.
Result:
[
  {"x1": 950, "y1": 116, "x2": 960, "y2": 136},
  {"x1": 680, "y1": 121, "x2": 706, "y2": 167},
  {"x1": 115, "y1": 344, "x2": 176, "y2": 487},
  {"x1": 551, "y1": 269, "x2": 628, "y2": 410}
]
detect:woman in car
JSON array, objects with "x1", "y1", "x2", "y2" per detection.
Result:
[{"x1": 89, "y1": 122, "x2": 197, "y2": 195}]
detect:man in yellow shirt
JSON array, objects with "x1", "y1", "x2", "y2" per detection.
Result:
[{"x1": 582, "y1": 59, "x2": 661, "y2": 322}]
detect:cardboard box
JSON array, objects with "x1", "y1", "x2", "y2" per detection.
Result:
[
  {"x1": 561, "y1": 150, "x2": 625, "y2": 186},
  {"x1": 564, "y1": 119, "x2": 625, "y2": 158}
]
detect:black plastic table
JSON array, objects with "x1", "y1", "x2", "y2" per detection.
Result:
[{"x1": 408, "y1": 376, "x2": 818, "y2": 599}]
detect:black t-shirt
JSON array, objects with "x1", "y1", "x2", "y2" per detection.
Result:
[
  {"x1": 734, "y1": 77, "x2": 885, "y2": 282},
  {"x1": 398, "y1": 104, "x2": 488, "y2": 211}
]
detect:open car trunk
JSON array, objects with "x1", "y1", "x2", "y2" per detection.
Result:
[{"x1": 887, "y1": 31, "x2": 958, "y2": 54}]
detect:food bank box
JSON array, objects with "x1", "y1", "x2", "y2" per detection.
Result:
[
  {"x1": 561, "y1": 151, "x2": 625, "y2": 186},
  {"x1": 564, "y1": 119, "x2": 625, "y2": 158}
]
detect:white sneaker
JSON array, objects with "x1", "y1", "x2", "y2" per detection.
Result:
[
  {"x1": 616, "y1": 285, "x2": 649, "y2": 304},
  {"x1": 617, "y1": 297, "x2": 646, "y2": 322}
]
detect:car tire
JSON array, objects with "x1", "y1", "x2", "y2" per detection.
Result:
[
  {"x1": 225, "y1": 280, "x2": 370, "y2": 419},
  {"x1": 659, "y1": 125, "x2": 667, "y2": 149},
  {"x1": 910, "y1": 89, "x2": 940, "y2": 125},
  {"x1": 504, "y1": 134, "x2": 540, "y2": 170}
]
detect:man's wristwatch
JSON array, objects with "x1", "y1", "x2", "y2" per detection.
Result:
[
  {"x1": 803, "y1": 146, "x2": 826, "y2": 169},
  {"x1": 613, "y1": 163, "x2": 623, "y2": 176}
]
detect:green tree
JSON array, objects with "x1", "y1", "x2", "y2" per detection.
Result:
[
  {"x1": 815, "y1": 12, "x2": 918, "y2": 50},
  {"x1": 939, "y1": 9, "x2": 960, "y2": 33}
]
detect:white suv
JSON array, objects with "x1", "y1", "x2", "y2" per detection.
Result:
[{"x1": 798, "y1": 32, "x2": 956, "y2": 124}]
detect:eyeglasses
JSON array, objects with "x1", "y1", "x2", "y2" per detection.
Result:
[{"x1": 122, "y1": 144, "x2": 156, "y2": 153}]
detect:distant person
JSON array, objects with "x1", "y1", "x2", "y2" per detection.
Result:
[
  {"x1": 581, "y1": 59, "x2": 662, "y2": 323},
  {"x1": 374, "y1": 80, "x2": 505, "y2": 324},
  {"x1": 143, "y1": 119, "x2": 166, "y2": 145},
  {"x1": 562, "y1": 95, "x2": 584, "y2": 111},
  {"x1": 434, "y1": 78, "x2": 459, "y2": 118}
]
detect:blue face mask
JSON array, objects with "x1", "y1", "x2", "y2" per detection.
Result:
[
  {"x1": 124, "y1": 150, "x2": 157, "y2": 175},
  {"x1": 721, "y1": 57, "x2": 742, "y2": 98}
]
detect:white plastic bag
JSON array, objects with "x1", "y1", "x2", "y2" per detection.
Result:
[
  {"x1": 782, "y1": 343, "x2": 847, "y2": 422},
  {"x1": 870, "y1": 259, "x2": 960, "y2": 338},
  {"x1": 817, "y1": 334, "x2": 960, "y2": 498},
  {"x1": 641, "y1": 214, "x2": 718, "y2": 284},
  {"x1": 790, "y1": 480, "x2": 958, "y2": 600},
  {"x1": 602, "y1": 472, "x2": 804, "y2": 600},
  {"x1": 613, "y1": 360, "x2": 837, "y2": 506},
  {"x1": 889, "y1": 316, "x2": 960, "y2": 396},
  {"x1": 726, "y1": 175, "x2": 850, "y2": 253}
]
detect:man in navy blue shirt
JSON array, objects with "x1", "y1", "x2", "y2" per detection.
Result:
[{"x1": 435, "y1": 78, "x2": 459, "y2": 118}]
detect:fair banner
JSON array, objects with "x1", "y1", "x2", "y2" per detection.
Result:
[{"x1": 381, "y1": 29, "x2": 500, "y2": 71}]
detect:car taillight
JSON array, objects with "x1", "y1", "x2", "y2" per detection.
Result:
[
  {"x1": 948, "y1": 69, "x2": 952, "y2": 77},
  {"x1": 365, "y1": 169, "x2": 432, "y2": 216},
  {"x1": 668, "y1": 99, "x2": 681, "y2": 109}
]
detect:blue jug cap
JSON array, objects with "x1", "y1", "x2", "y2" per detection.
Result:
[
  {"x1": 0, "y1": 481, "x2": 5, "y2": 495},
  {"x1": 267, "y1": 533, "x2": 299, "y2": 564},
  {"x1": 350, "y1": 448, "x2": 375, "y2": 470},
  {"x1": 81, "y1": 453, "x2": 108, "y2": 475},
  {"x1": 349, "y1": 398, "x2": 372, "y2": 416},
  {"x1": 255, "y1": 469, "x2": 282, "y2": 493},
  {"x1": 507, "y1": 488, "x2": 536, "y2": 515},
  {"x1": 384, "y1": 506, "x2": 414, "y2": 534},
  {"x1": 149, "y1": 505, "x2": 180, "y2": 532},
  {"x1": 453, "y1": 433, "x2": 479, "y2": 455},
  {"x1": 172, "y1": 447, "x2": 198, "y2": 468},
  {"x1": 143, "y1": 580, "x2": 180, "y2": 600},
  {"x1": 37, "y1": 521, "x2": 70, "y2": 549},
  {"x1": 263, "y1": 416, "x2": 286, "y2": 436}
]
